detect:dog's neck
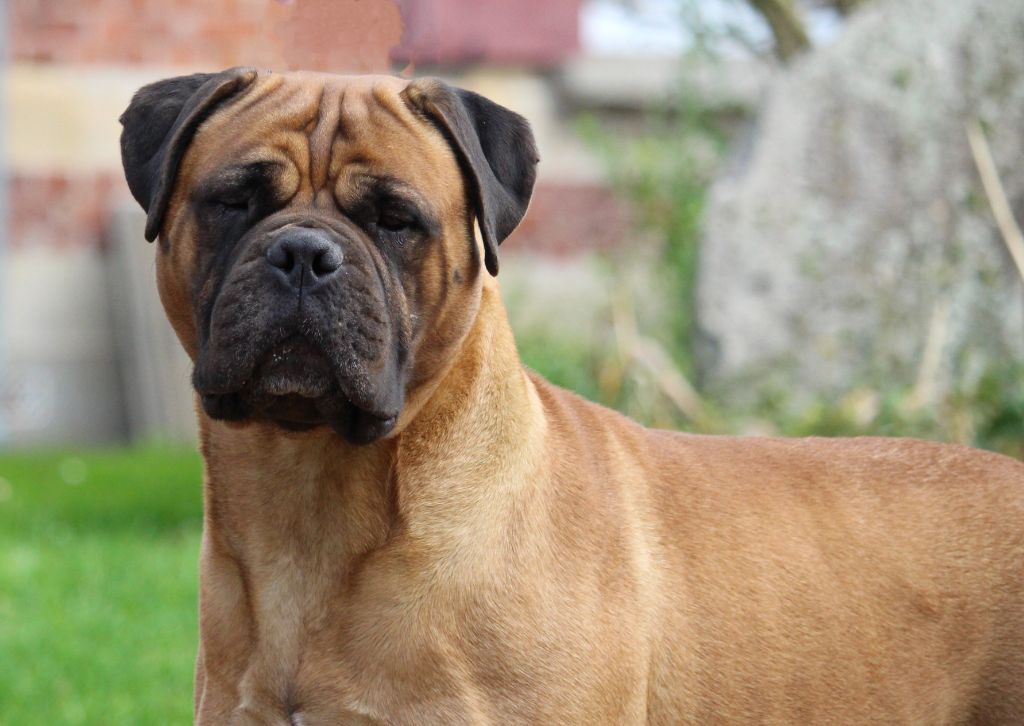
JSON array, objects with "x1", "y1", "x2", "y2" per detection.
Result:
[{"x1": 197, "y1": 284, "x2": 545, "y2": 568}]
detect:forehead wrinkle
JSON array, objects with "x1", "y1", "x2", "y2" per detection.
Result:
[
  {"x1": 222, "y1": 73, "x2": 286, "y2": 120},
  {"x1": 195, "y1": 127, "x2": 308, "y2": 188},
  {"x1": 307, "y1": 84, "x2": 337, "y2": 193},
  {"x1": 241, "y1": 81, "x2": 320, "y2": 132},
  {"x1": 340, "y1": 86, "x2": 461, "y2": 185},
  {"x1": 229, "y1": 85, "x2": 322, "y2": 182},
  {"x1": 199, "y1": 78, "x2": 314, "y2": 144},
  {"x1": 272, "y1": 134, "x2": 306, "y2": 168},
  {"x1": 369, "y1": 86, "x2": 463, "y2": 186},
  {"x1": 334, "y1": 86, "x2": 352, "y2": 142},
  {"x1": 370, "y1": 83, "x2": 429, "y2": 138}
]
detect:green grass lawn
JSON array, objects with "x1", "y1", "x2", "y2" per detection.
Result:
[{"x1": 0, "y1": 446, "x2": 204, "y2": 725}]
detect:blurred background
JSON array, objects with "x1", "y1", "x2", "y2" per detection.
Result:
[{"x1": 2, "y1": 0, "x2": 1022, "y2": 722}]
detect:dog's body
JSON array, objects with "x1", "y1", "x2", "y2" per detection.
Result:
[{"x1": 120, "y1": 69, "x2": 1024, "y2": 724}]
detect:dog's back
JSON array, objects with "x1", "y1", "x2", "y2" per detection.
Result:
[{"x1": 535, "y1": 374, "x2": 1024, "y2": 723}]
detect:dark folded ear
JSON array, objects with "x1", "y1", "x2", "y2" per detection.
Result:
[
  {"x1": 403, "y1": 79, "x2": 538, "y2": 276},
  {"x1": 119, "y1": 67, "x2": 258, "y2": 242}
]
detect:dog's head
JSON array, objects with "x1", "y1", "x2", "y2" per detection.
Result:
[{"x1": 120, "y1": 68, "x2": 537, "y2": 443}]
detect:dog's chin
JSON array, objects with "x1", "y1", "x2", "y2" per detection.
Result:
[{"x1": 199, "y1": 337, "x2": 398, "y2": 445}]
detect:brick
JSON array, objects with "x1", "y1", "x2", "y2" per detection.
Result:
[
  {"x1": 11, "y1": 173, "x2": 128, "y2": 251},
  {"x1": 11, "y1": 0, "x2": 404, "y2": 69},
  {"x1": 509, "y1": 183, "x2": 630, "y2": 255},
  {"x1": 8, "y1": 0, "x2": 580, "y2": 70}
]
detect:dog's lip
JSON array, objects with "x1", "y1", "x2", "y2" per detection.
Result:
[
  {"x1": 261, "y1": 393, "x2": 329, "y2": 427},
  {"x1": 195, "y1": 335, "x2": 401, "y2": 441},
  {"x1": 236, "y1": 334, "x2": 335, "y2": 400},
  {"x1": 263, "y1": 394, "x2": 398, "y2": 440},
  {"x1": 245, "y1": 335, "x2": 337, "y2": 422}
]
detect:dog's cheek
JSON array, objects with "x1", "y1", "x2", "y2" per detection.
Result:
[
  {"x1": 379, "y1": 266, "x2": 413, "y2": 380},
  {"x1": 155, "y1": 214, "x2": 202, "y2": 359}
]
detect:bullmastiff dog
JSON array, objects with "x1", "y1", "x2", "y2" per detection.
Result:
[{"x1": 120, "y1": 68, "x2": 1024, "y2": 724}]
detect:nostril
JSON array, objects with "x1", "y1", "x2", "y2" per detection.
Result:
[
  {"x1": 312, "y1": 247, "x2": 343, "y2": 277},
  {"x1": 267, "y1": 243, "x2": 295, "y2": 273}
]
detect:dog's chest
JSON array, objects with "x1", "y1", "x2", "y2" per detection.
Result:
[
  {"x1": 229, "y1": 543, "x2": 505, "y2": 725},
  {"x1": 215, "y1": 477, "x2": 497, "y2": 723}
]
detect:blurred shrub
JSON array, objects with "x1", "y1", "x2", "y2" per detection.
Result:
[
  {"x1": 753, "y1": 363, "x2": 1024, "y2": 458},
  {"x1": 516, "y1": 57, "x2": 727, "y2": 431},
  {"x1": 514, "y1": 49, "x2": 1024, "y2": 459}
]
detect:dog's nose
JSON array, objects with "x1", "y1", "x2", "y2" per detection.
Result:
[{"x1": 266, "y1": 228, "x2": 343, "y2": 289}]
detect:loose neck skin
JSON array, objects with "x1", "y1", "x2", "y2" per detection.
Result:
[{"x1": 195, "y1": 282, "x2": 547, "y2": 569}]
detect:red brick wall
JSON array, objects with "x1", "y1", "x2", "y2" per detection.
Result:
[
  {"x1": 11, "y1": 174, "x2": 123, "y2": 250},
  {"x1": 11, "y1": 0, "x2": 402, "y2": 70},
  {"x1": 393, "y1": 0, "x2": 580, "y2": 67},
  {"x1": 11, "y1": 0, "x2": 579, "y2": 69},
  {"x1": 512, "y1": 183, "x2": 629, "y2": 255}
]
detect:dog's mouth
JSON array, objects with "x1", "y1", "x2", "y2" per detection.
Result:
[
  {"x1": 199, "y1": 335, "x2": 398, "y2": 442},
  {"x1": 247, "y1": 335, "x2": 337, "y2": 430}
]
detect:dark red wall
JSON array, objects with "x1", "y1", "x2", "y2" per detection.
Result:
[{"x1": 393, "y1": 0, "x2": 580, "y2": 66}]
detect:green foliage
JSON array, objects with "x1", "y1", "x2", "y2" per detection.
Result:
[
  {"x1": 578, "y1": 98, "x2": 723, "y2": 378},
  {"x1": 516, "y1": 334, "x2": 604, "y2": 403},
  {"x1": 508, "y1": 69, "x2": 731, "y2": 432},
  {"x1": 522, "y1": 60, "x2": 1024, "y2": 461},
  {"x1": 0, "y1": 446, "x2": 203, "y2": 725},
  {"x1": 744, "y1": 363, "x2": 1024, "y2": 458},
  {"x1": 954, "y1": 364, "x2": 1024, "y2": 457}
]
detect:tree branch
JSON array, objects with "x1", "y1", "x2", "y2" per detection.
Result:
[
  {"x1": 966, "y1": 118, "x2": 1024, "y2": 285},
  {"x1": 749, "y1": 0, "x2": 811, "y2": 61}
]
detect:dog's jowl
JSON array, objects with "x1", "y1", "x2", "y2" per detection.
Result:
[{"x1": 120, "y1": 68, "x2": 1024, "y2": 725}]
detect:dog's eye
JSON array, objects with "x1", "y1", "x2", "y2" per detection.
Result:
[
  {"x1": 209, "y1": 193, "x2": 251, "y2": 214},
  {"x1": 377, "y1": 207, "x2": 414, "y2": 233}
]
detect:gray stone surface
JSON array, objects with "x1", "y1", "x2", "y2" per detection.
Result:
[{"x1": 696, "y1": 0, "x2": 1024, "y2": 411}]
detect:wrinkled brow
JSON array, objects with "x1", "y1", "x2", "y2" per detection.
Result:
[
  {"x1": 345, "y1": 173, "x2": 444, "y2": 236},
  {"x1": 195, "y1": 161, "x2": 284, "y2": 197}
]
